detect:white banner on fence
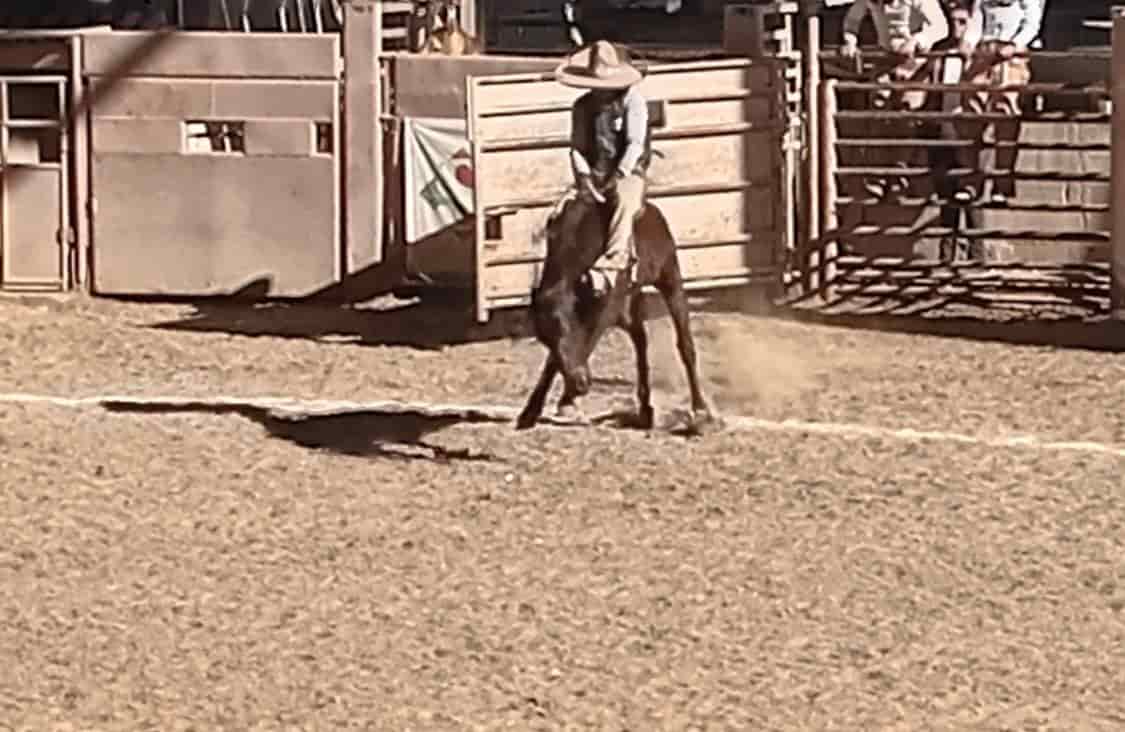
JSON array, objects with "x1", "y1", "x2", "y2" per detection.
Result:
[{"x1": 402, "y1": 116, "x2": 475, "y2": 244}]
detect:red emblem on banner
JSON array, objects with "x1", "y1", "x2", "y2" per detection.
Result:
[{"x1": 451, "y1": 147, "x2": 474, "y2": 188}]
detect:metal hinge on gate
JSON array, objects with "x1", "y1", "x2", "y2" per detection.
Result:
[{"x1": 56, "y1": 227, "x2": 76, "y2": 246}]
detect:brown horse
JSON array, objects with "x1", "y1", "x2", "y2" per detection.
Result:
[{"x1": 515, "y1": 193, "x2": 712, "y2": 430}]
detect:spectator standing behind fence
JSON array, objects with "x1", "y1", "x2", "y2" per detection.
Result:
[
  {"x1": 961, "y1": 0, "x2": 1045, "y2": 203},
  {"x1": 925, "y1": 0, "x2": 984, "y2": 261},
  {"x1": 841, "y1": 0, "x2": 949, "y2": 199}
]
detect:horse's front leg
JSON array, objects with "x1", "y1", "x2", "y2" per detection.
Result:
[
  {"x1": 625, "y1": 294, "x2": 654, "y2": 429},
  {"x1": 515, "y1": 354, "x2": 558, "y2": 430}
]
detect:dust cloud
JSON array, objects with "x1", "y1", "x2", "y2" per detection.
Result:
[{"x1": 649, "y1": 316, "x2": 816, "y2": 412}]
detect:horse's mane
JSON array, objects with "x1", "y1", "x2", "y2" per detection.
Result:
[
  {"x1": 532, "y1": 187, "x2": 579, "y2": 247},
  {"x1": 532, "y1": 189, "x2": 603, "y2": 301}
]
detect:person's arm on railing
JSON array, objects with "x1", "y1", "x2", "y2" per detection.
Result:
[
  {"x1": 911, "y1": 0, "x2": 949, "y2": 53},
  {"x1": 1012, "y1": 0, "x2": 1045, "y2": 50}
]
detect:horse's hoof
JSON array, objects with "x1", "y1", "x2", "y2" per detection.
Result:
[
  {"x1": 687, "y1": 408, "x2": 722, "y2": 434},
  {"x1": 635, "y1": 405, "x2": 655, "y2": 430},
  {"x1": 555, "y1": 403, "x2": 587, "y2": 423},
  {"x1": 515, "y1": 411, "x2": 538, "y2": 430}
]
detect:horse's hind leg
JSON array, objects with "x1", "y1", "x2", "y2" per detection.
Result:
[
  {"x1": 659, "y1": 274, "x2": 712, "y2": 421},
  {"x1": 625, "y1": 294, "x2": 655, "y2": 429},
  {"x1": 516, "y1": 354, "x2": 558, "y2": 430}
]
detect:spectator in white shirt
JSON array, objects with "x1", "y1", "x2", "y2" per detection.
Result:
[
  {"x1": 925, "y1": 0, "x2": 984, "y2": 261},
  {"x1": 841, "y1": 0, "x2": 949, "y2": 199},
  {"x1": 964, "y1": 0, "x2": 1045, "y2": 51},
  {"x1": 842, "y1": 0, "x2": 950, "y2": 60},
  {"x1": 962, "y1": 0, "x2": 1044, "y2": 202}
]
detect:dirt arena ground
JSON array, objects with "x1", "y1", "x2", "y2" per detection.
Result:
[{"x1": 2, "y1": 294, "x2": 1125, "y2": 730}]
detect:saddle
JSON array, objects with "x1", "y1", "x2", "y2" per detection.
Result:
[
  {"x1": 543, "y1": 183, "x2": 662, "y2": 300},
  {"x1": 543, "y1": 185, "x2": 622, "y2": 255}
]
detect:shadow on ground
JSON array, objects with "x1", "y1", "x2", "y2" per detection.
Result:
[
  {"x1": 132, "y1": 262, "x2": 1125, "y2": 354},
  {"x1": 140, "y1": 280, "x2": 757, "y2": 353},
  {"x1": 100, "y1": 400, "x2": 507, "y2": 462},
  {"x1": 781, "y1": 260, "x2": 1125, "y2": 353},
  {"x1": 590, "y1": 406, "x2": 720, "y2": 438},
  {"x1": 140, "y1": 277, "x2": 533, "y2": 352}
]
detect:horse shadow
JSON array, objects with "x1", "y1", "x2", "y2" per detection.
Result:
[{"x1": 99, "y1": 399, "x2": 506, "y2": 462}]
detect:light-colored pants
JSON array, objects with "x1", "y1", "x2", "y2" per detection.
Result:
[
  {"x1": 964, "y1": 46, "x2": 1031, "y2": 116},
  {"x1": 962, "y1": 47, "x2": 1031, "y2": 200},
  {"x1": 598, "y1": 173, "x2": 645, "y2": 272},
  {"x1": 863, "y1": 49, "x2": 930, "y2": 196},
  {"x1": 872, "y1": 42, "x2": 930, "y2": 112},
  {"x1": 559, "y1": 173, "x2": 646, "y2": 274}
]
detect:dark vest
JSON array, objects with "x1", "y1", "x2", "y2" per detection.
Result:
[{"x1": 574, "y1": 91, "x2": 653, "y2": 185}]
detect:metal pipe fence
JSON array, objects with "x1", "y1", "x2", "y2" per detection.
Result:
[{"x1": 806, "y1": 71, "x2": 1111, "y2": 309}]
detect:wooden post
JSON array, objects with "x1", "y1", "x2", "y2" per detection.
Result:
[
  {"x1": 343, "y1": 0, "x2": 384, "y2": 273},
  {"x1": 722, "y1": 4, "x2": 766, "y2": 57},
  {"x1": 816, "y1": 77, "x2": 838, "y2": 302},
  {"x1": 803, "y1": 0, "x2": 820, "y2": 289},
  {"x1": 461, "y1": 0, "x2": 484, "y2": 45},
  {"x1": 1112, "y1": 11, "x2": 1125, "y2": 317},
  {"x1": 69, "y1": 33, "x2": 88, "y2": 291}
]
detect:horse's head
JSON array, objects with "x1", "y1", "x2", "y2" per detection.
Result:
[{"x1": 529, "y1": 195, "x2": 600, "y2": 396}]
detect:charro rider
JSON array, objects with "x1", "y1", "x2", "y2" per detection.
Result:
[{"x1": 553, "y1": 39, "x2": 651, "y2": 296}]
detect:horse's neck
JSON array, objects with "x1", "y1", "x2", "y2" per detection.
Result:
[{"x1": 541, "y1": 201, "x2": 611, "y2": 282}]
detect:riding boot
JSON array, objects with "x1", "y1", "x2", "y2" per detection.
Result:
[
  {"x1": 589, "y1": 261, "x2": 634, "y2": 297},
  {"x1": 588, "y1": 268, "x2": 616, "y2": 296}
]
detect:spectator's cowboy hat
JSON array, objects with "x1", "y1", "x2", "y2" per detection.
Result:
[{"x1": 555, "y1": 40, "x2": 643, "y2": 90}]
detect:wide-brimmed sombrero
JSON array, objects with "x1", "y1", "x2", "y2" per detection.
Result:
[{"x1": 554, "y1": 40, "x2": 643, "y2": 90}]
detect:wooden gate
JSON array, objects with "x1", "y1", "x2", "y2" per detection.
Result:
[
  {"x1": 84, "y1": 33, "x2": 341, "y2": 298},
  {"x1": 466, "y1": 58, "x2": 789, "y2": 323},
  {"x1": 0, "y1": 75, "x2": 69, "y2": 291}
]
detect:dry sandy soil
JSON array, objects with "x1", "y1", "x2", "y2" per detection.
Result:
[{"x1": 2, "y1": 294, "x2": 1125, "y2": 730}]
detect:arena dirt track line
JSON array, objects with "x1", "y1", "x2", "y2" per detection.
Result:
[{"x1": 1, "y1": 391, "x2": 1124, "y2": 458}]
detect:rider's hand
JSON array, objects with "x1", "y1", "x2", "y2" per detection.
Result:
[
  {"x1": 996, "y1": 43, "x2": 1017, "y2": 61},
  {"x1": 957, "y1": 40, "x2": 974, "y2": 60},
  {"x1": 840, "y1": 36, "x2": 858, "y2": 59},
  {"x1": 577, "y1": 174, "x2": 605, "y2": 204}
]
